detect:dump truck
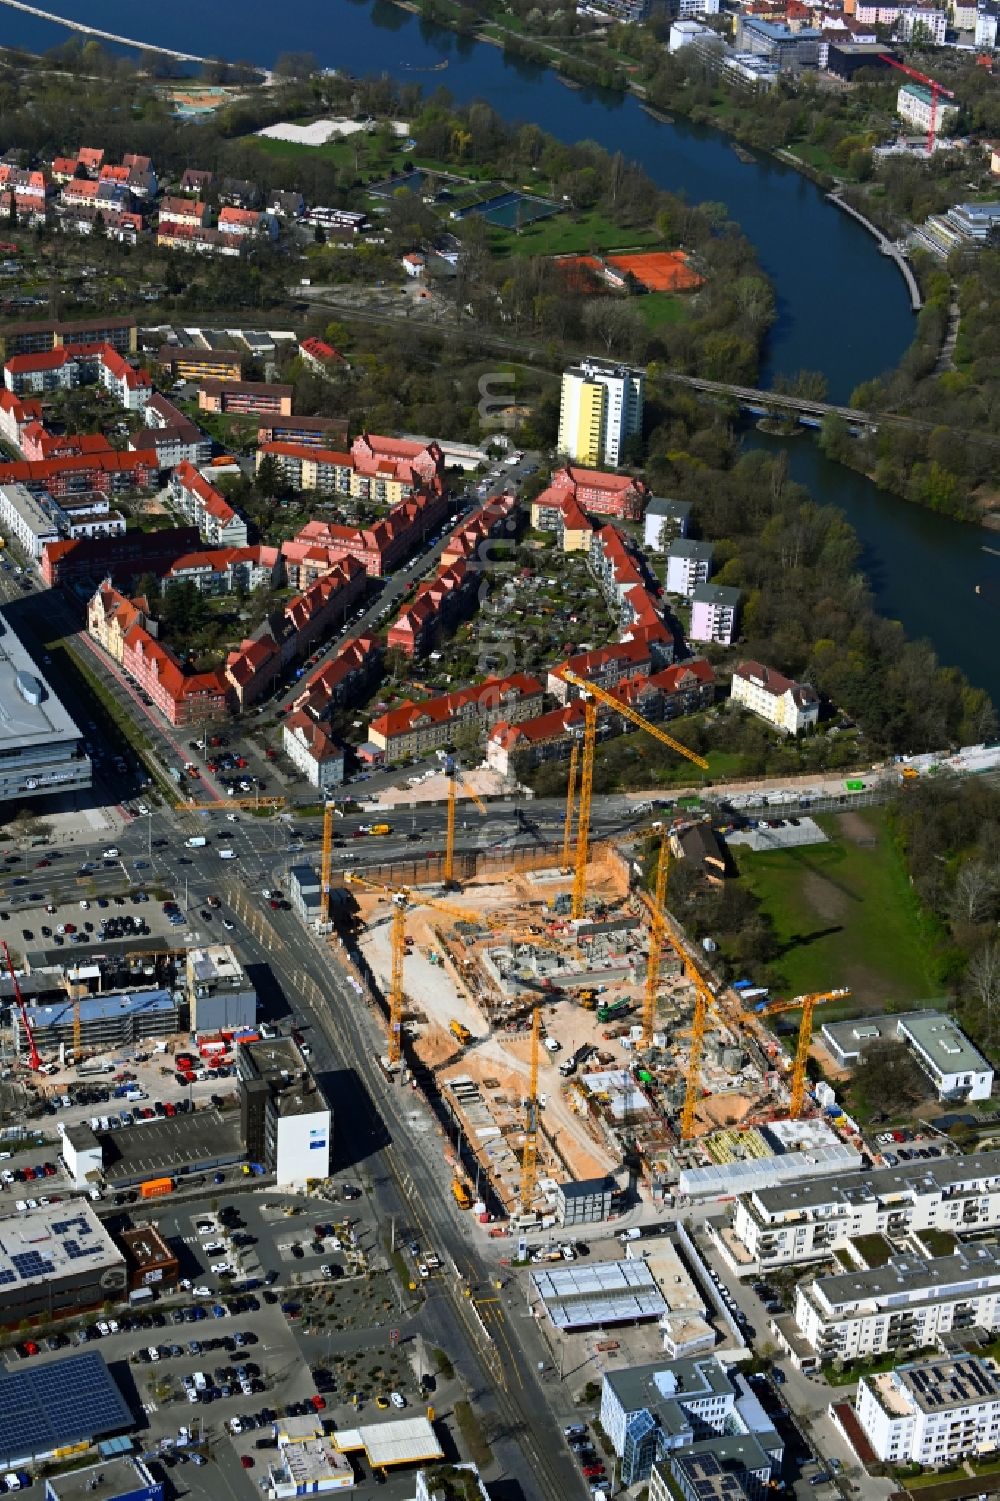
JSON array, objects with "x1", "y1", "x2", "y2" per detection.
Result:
[
  {"x1": 596, "y1": 998, "x2": 630, "y2": 1023},
  {"x1": 452, "y1": 1179, "x2": 471, "y2": 1210},
  {"x1": 449, "y1": 1019, "x2": 472, "y2": 1045}
]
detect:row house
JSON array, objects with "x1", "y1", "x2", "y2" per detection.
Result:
[
  {"x1": 387, "y1": 558, "x2": 476, "y2": 657},
  {"x1": 367, "y1": 673, "x2": 545, "y2": 764},
  {"x1": 0, "y1": 390, "x2": 42, "y2": 450},
  {"x1": 199, "y1": 380, "x2": 293, "y2": 418},
  {"x1": 268, "y1": 189, "x2": 305, "y2": 219},
  {"x1": 0, "y1": 314, "x2": 136, "y2": 363},
  {"x1": 164, "y1": 545, "x2": 282, "y2": 597},
  {"x1": 218, "y1": 206, "x2": 277, "y2": 240},
  {"x1": 281, "y1": 712, "x2": 344, "y2": 792},
  {"x1": 549, "y1": 637, "x2": 655, "y2": 704},
  {"x1": 40, "y1": 524, "x2": 202, "y2": 589},
  {"x1": 158, "y1": 196, "x2": 211, "y2": 231},
  {"x1": 548, "y1": 463, "x2": 649, "y2": 522},
  {"x1": 63, "y1": 204, "x2": 145, "y2": 243},
  {"x1": 86, "y1": 581, "x2": 151, "y2": 665},
  {"x1": 728, "y1": 1150, "x2": 1000, "y2": 1276},
  {"x1": 219, "y1": 177, "x2": 260, "y2": 209},
  {"x1": 179, "y1": 168, "x2": 213, "y2": 196},
  {"x1": 290, "y1": 636, "x2": 382, "y2": 722},
  {"x1": 439, "y1": 492, "x2": 518, "y2": 566},
  {"x1": 0, "y1": 192, "x2": 48, "y2": 227},
  {"x1": 122, "y1": 621, "x2": 228, "y2": 727},
  {"x1": 0, "y1": 448, "x2": 157, "y2": 499},
  {"x1": 530, "y1": 487, "x2": 593, "y2": 554},
  {"x1": 225, "y1": 557, "x2": 367, "y2": 711},
  {"x1": 58, "y1": 177, "x2": 129, "y2": 215},
  {"x1": 285, "y1": 485, "x2": 450, "y2": 578},
  {"x1": 98, "y1": 160, "x2": 157, "y2": 198},
  {"x1": 155, "y1": 224, "x2": 243, "y2": 258},
  {"x1": 0, "y1": 165, "x2": 48, "y2": 204},
  {"x1": 257, "y1": 414, "x2": 348, "y2": 450},
  {"x1": 169, "y1": 461, "x2": 249, "y2": 547}
]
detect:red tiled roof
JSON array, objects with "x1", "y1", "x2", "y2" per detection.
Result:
[
  {"x1": 371, "y1": 673, "x2": 542, "y2": 740},
  {"x1": 5, "y1": 347, "x2": 75, "y2": 375},
  {"x1": 284, "y1": 710, "x2": 342, "y2": 764},
  {"x1": 491, "y1": 701, "x2": 587, "y2": 751},
  {"x1": 733, "y1": 659, "x2": 817, "y2": 706}
]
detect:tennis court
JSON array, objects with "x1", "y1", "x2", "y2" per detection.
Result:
[{"x1": 606, "y1": 250, "x2": 704, "y2": 291}]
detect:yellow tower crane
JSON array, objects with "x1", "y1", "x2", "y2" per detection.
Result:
[
  {"x1": 319, "y1": 801, "x2": 335, "y2": 925},
  {"x1": 757, "y1": 988, "x2": 850, "y2": 1117},
  {"x1": 343, "y1": 872, "x2": 501, "y2": 1069},
  {"x1": 680, "y1": 978, "x2": 716, "y2": 1141},
  {"x1": 562, "y1": 740, "x2": 579, "y2": 871},
  {"x1": 520, "y1": 1000, "x2": 541, "y2": 1218},
  {"x1": 443, "y1": 755, "x2": 488, "y2": 889},
  {"x1": 641, "y1": 832, "x2": 670, "y2": 1049},
  {"x1": 557, "y1": 669, "x2": 709, "y2": 920}
]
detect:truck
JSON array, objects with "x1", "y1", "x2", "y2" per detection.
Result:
[
  {"x1": 451, "y1": 1179, "x2": 472, "y2": 1210},
  {"x1": 369, "y1": 824, "x2": 391, "y2": 836},
  {"x1": 596, "y1": 998, "x2": 630, "y2": 1024},
  {"x1": 140, "y1": 1176, "x2": 174, "y2": 1200},
  {"x1": 185, "y1": 836, "x2": 207, "y2": 849},
  {"x1": 449, "y1": 1019, "x2": 472, "y2": 1045}
]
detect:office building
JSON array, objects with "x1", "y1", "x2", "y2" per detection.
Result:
[
  {"x1": 237, "y1": 1038, "x2": 331, "y2": 1188},
  {"x1": 185, "y1": 945, "x2": 256, "y2": 1033},
  {"x1": 119, "y1": 1223, "x2": 179, "y2": 1292},
  {"x1": 0, "y1": 1202, "x2": 126, "y2": 1323},
  {"x1": 652, "y1": 1437, "x2": 776, "y2": 1501},
  {"x1": 558, "y1": 360, "x2": 645, "y2": 468},
  {"x1": 0, "y1": 610, "x2": 91, "y2": 806},
  {"x1": 20, "y1": 988, "x2": 179, "y2": 1053},
  {"x1": 794, "y1": 1245, "x2": 1000, "y2": 1362},
  {"x1": 730, "y1": 661, "x2": 819, "y2": 736},
  {"x1": 821, "y1": 1011, "x2": 993, "y2": 1102},
  {"x1": 600, "y1": 1355, "x2": 782, "y2": 1487},
  {"x1": 729, "y1": 1149, "x2": 1000, "y2": 1273},
  {"x1": 665, "y1": 539, "x2": 714, "y2": 598},
  {"x1": 855, "y1": 1355, "x2": 1000, "y2": 1467}
]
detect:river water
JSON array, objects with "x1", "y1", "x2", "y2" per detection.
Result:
[{"x1": 4, "y1": 0, "x2": 999, "y2": 702}]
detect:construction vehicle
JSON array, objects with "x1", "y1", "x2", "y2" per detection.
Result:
[
  {"x1": 578, "y1": 988, "x2": 597, "y2": 1010},
  {"x1": 2, "y1": 940, "x2": 42, "y2": 1071},
  {"x1": 449, "y1": 1019, "x2": 472, "y2": 1045},
  {"x1": 757, "y1": 989, "x2": 849, "y2": 1117},
  {"x1": 557, "y1": 668, "x2": 709, "y2": 920},
  {"x1": 369, "y1": 824, "x2": 392, "y2": 837},
  {"x1": 596, "y1": 998, "x2": 630, "y2": 1023},
  {"x1": 878, "y1": 54, "x2": 956, "y2": 154},
  {"x1": 443, "y1": 753, "x2": 488, "y2": 889},
  {"x1": 451, "y1": 1178, "x2": 472, "y2": 1210}
]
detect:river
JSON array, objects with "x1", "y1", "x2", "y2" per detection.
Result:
[{"x1": 4, "y1": 0, "x2": 999, "y2": 702}]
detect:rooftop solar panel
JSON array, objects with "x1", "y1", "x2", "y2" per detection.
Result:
[{"x1": 0, "y1": 1352, "x2": 131, "y2": 1466}]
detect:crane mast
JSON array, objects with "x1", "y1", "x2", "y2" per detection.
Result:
[
  {"x1": 520, "y1": 1002, "x2": 541, "y2": 1217},
  {"x1": 562, "y1": 740, "x2": 578, "y2": 871},
  {"x1": 879, "y1": 54, "x2": 956, "y2": 154},
  {"x1": 2, "y1": 940, "x2": 41, "y2": 1072},
  {"x1": 642, "y1": 833, "x2": 669, "y2": 1049}
]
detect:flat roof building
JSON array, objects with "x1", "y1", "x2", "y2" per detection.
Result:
[
  {"x1": 856, "y1": 1355, "x2": 1000, "y2": 1467},
  {"x1": 0, "y1": 1201, "x2": 126, "y2": 1324},
  {"x1": 531, "y1": 1258, "x2": 668, "y2": 1332},
  {"x1": 119, "y1": 1222, "x2": 179, "y2": 1292},
  {"x1": 0, "y1": 609, "x2": 91, "y2": 806},
  {"x1": 0, "y1": 1351, "x2": 132, "y2": 1467},
  {"x1": 185, "y1": 944, "x2": 256, "y2": 1033},
  {"x1": 821, "y1": 1010, "x2": 993, "y2": 1102},
  {"x1": 237, "y1": 1038, "x2": 331, "y2": 1188},
  {"x1": 98, "y1": 1108, "x2": 244, "y2": 1187},
  {"x1": 45, "y1": 1457, "x2": 162, "y2": 1501},
  {"x1": 20, "y1": 988, "x2": 179, "y2": 1052}
]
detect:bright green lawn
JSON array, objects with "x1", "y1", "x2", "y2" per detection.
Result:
[
  {"x1": 634, "y1": 292, "x2": 689, "y2": 329},
  {"x1": 733, "y1": 808, "x2": 940, "y2": 1008},
  {"x1": 490, "y1": 211, "x2": 661, "y2": 258}
]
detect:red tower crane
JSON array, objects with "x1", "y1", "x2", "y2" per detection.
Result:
[
  {"x1": 879, "y1": 54, "x2": 956, "y2": 156},
  {"x1": 2, "y1": 940, "x2": 41, "y2": 1072}
]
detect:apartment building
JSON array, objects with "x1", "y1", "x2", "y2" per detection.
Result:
[
  {"x1": 548, "y1": 463, "x2": 649, "y2": 522},
  {"x1": 487, "y1": 701, "x2": 587, "y2": 776},
  {"x1": 164, "y1": 545, "x2": 281, "y2": 597},
  {"x1": 387, "y1": 559, "x2": 475, "y2": 656},
  {"x1": 257, "y1": 414, "x2": 348, "y2": 449},
  {"x1": 557, "y1": 359, "x2": 645, "y2": 468},
  {"x1": 729, "y1": 1150, "x2": 1000, "y2": 1273},
  {"x1": 821, "y1": 1010, "x2": 993, "y2": 1103},
  {"x1": 589, "y1": 525, "x2": 674, "y2": 660},
  {"x1": 0, "y1": 449, "x2": 157, "y2": 499},
  {"x1": 282, "y1": 712, "x2": 344, "y2": 791},
  {"x1": 169, "y1": 461, "x2": 248, "y2": 547},
  {"x1": 600, "y1": 1356, "x2": 782, "y2": 1488},
  {"x1": 40, "y1": 525, "x2": 202, "y2": 589},
  {"x1": 199, "y1": 380, "x2": 293, "y2": 417},
  {"x1": 794, "y1": 1245, "x2": 1000, "y2": 1362},
  {"x1": 4, "y1": 347, "x2": 79, "y2": 395},
  {"x1": 549, "y1": 638, "x2": 655, "y2": 703},
  {"x1": 290, "y1": 636, "x2": 382, "y2": 722},
  {"x1": 689, "y1": 582, "x2": 740, "y2": 645},
  {"x1": 283, "y1": 487, "x2": 450, "y2": 579},
  {"x1": 0, "y1": 314, "x2": 136, "y2": 362},
  {"x1": 258, "y1": 442, "x2": 354, "y2": 495},
  {"x1": 367, "y1": 673, "x2": 545, "y2": 763},
  {"x1": 529, "y1": 488, "x2": 593, "y2": 553},
  {"x1": 97, "y1": 346, "x2": 151, "y2": 411},
  {"x1": 665, "y1": 539, "x2": 714, "y2": 598},
  {"x1": 158, "y1": 196, "x2": 212, "y2": 230},
  {"x1": 644, "y1": 497, "x2": 692, "y2": 551},
  {"x1": 730, "y1": 660, "x2": 819, "y2": 736},
  {"x1": 855, "y1": 1356, "x2": 1000, "y2": 1467},
  {"x1": 87, "y1": 583, "x2": 151, "y2": 667},
  {"x1": 157, "y1": 346, "x2": 242, "y2": 382},
  {"x1": 896, "y1": 78, "x2": 959, "y2": 126},
  {"x1": 121, "y1": 622, "x2": 228, "y2": 727},
  {"x1": 0, "y1": 390, "x2": 42, "y2": 450}
]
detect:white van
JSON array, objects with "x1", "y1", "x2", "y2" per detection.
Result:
[
  {"x1": 185, "y1": 836, "x2": 207, "y2": 849},
  {"x1": 218, "y1": 849, "x2": 236, "y2": 860},
  {"x1": 102, "y1": 847, "x2": 120, "y2": 860}
]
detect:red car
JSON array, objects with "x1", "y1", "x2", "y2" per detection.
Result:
[
  {"x1": 34, "y1": 859, "x2": 50, "y2": 868},
  {"x1": 20, "y1": 1340, "x2": 39, "y2": 1357},
  {"x1": 164, "y1": 1102, "x2": 177, "y2": 1117},
  {"x1": 265, "y1": 748, "x2": 278, "y2": 761},
  {"x1": 310, "y1": 1394, "x2": 326, "y2": 1411},
  {"x1": 240, "y1": 1456, "x2": 254, "y2": 1469},
  {"x1": 23, "y1": 1166, "x2": 35, "y2": 1181},
  {"x1": 583, "y1": 1467, "x2": 605, "y2": 1479},
  {"x1": 64, "y1": 922, "x2": 76, "y2": 934}
]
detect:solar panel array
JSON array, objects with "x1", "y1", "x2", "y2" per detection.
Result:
[
  {"x1": 0, "y1": 1352, "x2": 131, "y2": 1465},
  {"x1": 0, "y1": 1210, "x2": 103, "y2": 1283},
  {"x1": 908, "y1": 1357, "x2": 1000, "y2": 1410},
  {"x1": 11, "y1": 1251, "x2": 53, "y2": 1279}
]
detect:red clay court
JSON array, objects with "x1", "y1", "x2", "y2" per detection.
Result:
[{"x1": 606, "y1": 251, "x2": 705, "y2": 291}]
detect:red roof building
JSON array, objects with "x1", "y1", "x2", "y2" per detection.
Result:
[
  {"x1": 548, "y1": 464, "x2": 649, "y2": 522},
  {"x1": 290, "y1": 636, "x2": 382, "y2": 721},
  {"x1": 0, "y1": 448, "x2": 157, "y2": 498},
  {"x1": 368, "y1": 673, "x2": 545, "y2": 763}
]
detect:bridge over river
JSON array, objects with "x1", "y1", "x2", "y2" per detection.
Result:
[{"x1": 0, "y1": 0, "x2": 206, "y2": 61}]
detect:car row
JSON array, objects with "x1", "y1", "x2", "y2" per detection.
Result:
[{"x1": 564, "y1": 1424, "x2": 607, "y2": 1493}]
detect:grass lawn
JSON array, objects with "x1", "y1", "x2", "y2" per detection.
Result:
[
  {"x1": 634, "y1": 292, "x2": 690, "y2": 329},
  {"x1": 490, "y1": 210, "x2": 661, "y2": 258},
  {"x1": 733, "y1": 808, "x2": 939, "y2": 1009}
]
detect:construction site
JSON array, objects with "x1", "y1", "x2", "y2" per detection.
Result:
[{"x1": 321, "y1": 671, "x2": 856, "y2": 1228}]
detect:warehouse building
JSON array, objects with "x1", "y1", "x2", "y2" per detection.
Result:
[
  {"x1": 0, "y1": 1202, "x2": 126, "y2": 1324},
  {"x1": 45, "y1": 1457, "x2": 163, "y2": 1501},
  {"x1": 0, "y1": 1351, "x2": 132, "y2": 1468},
  {"x1": 185, "y1": 945, "x2": 256, "y2": 1032},
  {"x1": 18, "y1": 988, "x2": 179, "y2": 1053},
  {"x1": 0, "y1": 610, "x2": 91, "y2": 806},
  {"x1": 237, "y1": 1038, "x2": 331, "y2": 1187}
]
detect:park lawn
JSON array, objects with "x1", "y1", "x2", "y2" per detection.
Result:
[
  {"x1": 634, "y1": 292, "x2": 689, "y2": 330},
  {"x1": 491, "y1": 210, "x2": 661, "y2": 258},
  {"x1": 733, "y1": 808, "x2": 939, "y2": 1009}
]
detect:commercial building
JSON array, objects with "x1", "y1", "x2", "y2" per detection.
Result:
[
  {"x1": 531, "y1": 1259, "x2": 669, "y2": 1334},
  {"x1": 237, "y1": 1037, "x2": 331, "y2": 1188},
  {"x1": 600, "y1": 1355, "x2": 782, "y2": 1487},
  {"x1": 665, "y1": 539, "x2": 714, "y2": 598},
  {"x1": 59, "y1": 1123, "x2": 103, "y2": 1189},
  {"x1": 185, "y1": 945, "x2": 256, "y2": 1033},
  {"x1": 821, "y1": 1010, "x2": 993, "y2": 1102},
  {"x1": 289, "y1": 863, "x2": 323, "y2": 925},
  {"x1": 555, "y1": 1176, "x2": 616, "y2": 1225},
  {"x1": 0, "y1": 1202, "x2": 126, "y2": 1323},
  {"x1": 45, "y1": 1458, "x2": 163, "y2": 1501},
  {"x1": 0, "y1": 611, "x2": 91, "y2": 806},
  {"x1": 794, "y1": 1245, "x2": 1000, "y2": 1362},
  {"x1": 20, "y1": 988, "x2": 180, "y2": 1053},
  {"x1": 735, "y1": 14, "x2": 822, "y2": 68},
  {"x1": 728, "y1": 1150, "x2": 1000, "y2": 1273},
  {"x1": 730, "y1": 660, "x2": 819, "y2": 736},
  {"x1": 367, "y1": 673, "x2": 545, "y2": 763},
  {"x1": 689, "y1": 582, "x2": 740, "y2": 645},
  {"x1": 557, "y1": 360, "x2": 645, "y2": 468},
  {"x1": 119, "y1": 1223, "x2": 179, "y2": 1292},
  {"x1": 0, "y1": 1352, "x2": 132, "y2": 1467},
  {"x1": 652, "y1": 1438, "x2": 776, "y2": 1501},
  {"x1": 855, "y1": 1355, "x2": 1000, "y2": 1467},
  {"x1": 644, "y1": 497, "x2": 692, "y2": 551}
]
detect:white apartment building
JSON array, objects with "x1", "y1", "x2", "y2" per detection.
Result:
[
  {"x1": 729, "y1": 1150, "x2": 1000, "y2": 1274},
  {"x1": 896, "y1": 80, "x2": 959, "y2": 131},
  {"x1": 856, "y1": 1356, "x2": 1000, "y2": 1467},
  {"x1": 730, "y1": 660, "x2": 819, "y2": 736},
  {"x1": 644, "y1": 497, "x2": 691, "y2": 551},
  {"x1": 976, "y1": 6, "x2": 998, "y2": 47},
  {"x1": 282, "y1": 713, "x2": 345, "y2": 792},
  {"x1": 822, "y1": 1010, "x2": 993, "y2": 1103},
  {"x1": 795, "y1": 1245, "x2": 1000, "y2": 1362},
  {"x1": 665, "y1": 539, "x2": 714, "y2": 598},
  {"x1": 558, "y1": 359, "x2": 644, "y2": 468},
  {"x1": 0, "y1": 482, "x2": 60, "y2": 558}
]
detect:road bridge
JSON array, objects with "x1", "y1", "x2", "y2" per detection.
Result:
[{"x1": 0, "y1": 0, "x2": 207, "y2": 61}]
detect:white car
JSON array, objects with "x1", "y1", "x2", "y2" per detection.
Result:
[
  {"x1": 226, "y1": 812, "x2": 239, "y2": 822},
  {"x1": 543, "y1": 1038, "x2": 560, "y2": 1052},
  {"x1": 210, "y1": 1262, "x2": 234, "y2": 1276},
  {"x1": 79, "y1": 899, "x2": 89, "y2": 910},
  {"x1": 97, "y1": 1321, "x2": 110, "y2": 1336},
  {"x1": 390, "y1": 1391, "x2": 406, "y2": 1409},
  {"x1": 192, "y1": 1285, "x2": 212, "y2": 1297},
  {"x1": 228, "y1": 1417, "x2": 242, "y2": 1435},
  {"x1": 417, "y1": 1263, "x2": 430, "y2": 1279}
]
